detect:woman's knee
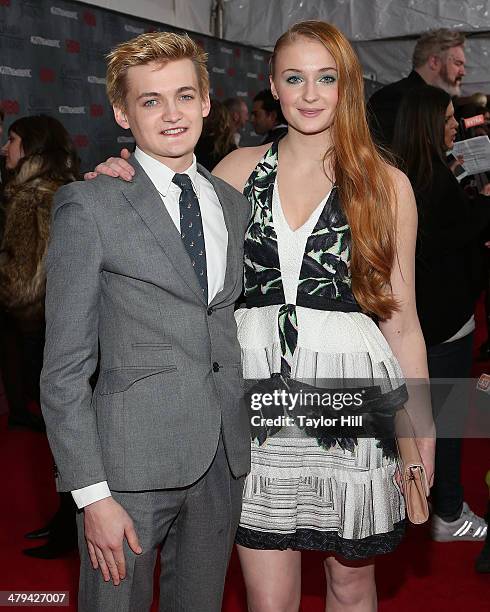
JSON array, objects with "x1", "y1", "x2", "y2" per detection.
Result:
[
  {"x1": 247, "y1": 592, "x2": 300, "y2": 612},
  {"x1": 324, "y1": 557, "x2": 376, "y2": 606},
  {"x1": 239, "y1": 547, "x2": 301, "y2": 612}
]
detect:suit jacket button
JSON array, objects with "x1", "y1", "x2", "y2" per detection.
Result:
[
  {"x1": 213, "y1": 362, "x2": 220, "y2": 372},
  {"x1": 207, "y1": 307, "x2": 213, "y2": 315}
]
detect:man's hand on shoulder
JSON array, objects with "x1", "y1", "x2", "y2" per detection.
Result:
[
  {"x1": 84, "y1": 148, "x2": 134, "y2": 182},
  {"x1": 84, "y1": 496, "x2": 142, "y2": 585}
]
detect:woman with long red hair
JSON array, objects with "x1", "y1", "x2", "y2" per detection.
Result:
[
  {"x1": 214, "y1": 21, "x2": 434, "y2": 611},
  {"x1": 90, "y1": 20, "x2": 434, "y2": 610}
]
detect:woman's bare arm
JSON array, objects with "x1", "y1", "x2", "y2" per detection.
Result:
[
  {"x1": 378, "y1": 166, "x2": 435, "y2": 486},
  {"x1": 212, "y1": 144, "x2": 270, "y2": 193}
]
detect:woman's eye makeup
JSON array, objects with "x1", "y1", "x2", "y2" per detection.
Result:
[
  {"x1": 285, "y1": 74, "x2": 302, "y2": 84},
  {"x1": 285, "y1": 73, "x2": 337, "y2": 84}
]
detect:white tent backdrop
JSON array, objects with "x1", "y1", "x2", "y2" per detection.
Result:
[
  {"x1": 80, "y1": 1, "x2": 490, "y2": 95},
  {"x1": 81, "y1": 0, "x2": 213, "y2": 36},
  {"x1": 223, "y1": 0, "x2": 490, "y2": 44},
  {"x1": 222, "y1": 0, "x2": 490, "y2": 94}
]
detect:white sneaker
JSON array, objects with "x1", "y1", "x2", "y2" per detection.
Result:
[{"x1": 431, "y1": 502, "x2": 488, "y2": 542}]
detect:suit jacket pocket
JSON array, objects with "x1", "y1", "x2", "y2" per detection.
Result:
[
  {"x1": 97, "y1": 366, "x2": 177, "y2": 395},
  {"x1": 131, "y1": 343, "x2": 172, "y2": 350}
]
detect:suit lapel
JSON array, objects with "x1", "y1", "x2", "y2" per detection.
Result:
[
  {"x1": 120, "y1": 157, "x2": 206, "y2": 303},
  {"x1": 120, "y1": 157, "x2": 241, "y2": 306},
  {"x1": 198, "y1": 165, "x2": 241, "y2": 307}
]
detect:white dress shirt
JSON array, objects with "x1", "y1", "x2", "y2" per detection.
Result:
[{"x1": 72, "y1": 147, "x2": 228, "y2": 509}]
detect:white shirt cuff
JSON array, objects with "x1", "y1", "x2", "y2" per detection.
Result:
[{"x1": 71, "y1": 481, "x2": 112, "y2": 509}]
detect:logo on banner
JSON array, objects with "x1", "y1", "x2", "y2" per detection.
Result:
[
  {"x1": 463, "y1": 114, "x2": 485, "y2": 129},
  {"x1": 220, "y1": 47, "x2": 232, "y2": 55},
  {"x1": 247, "y1": 72, "x2": 257, "y2": 79},
  {"x1": 87, "y1": 76, "x2": 106, "y2": 85},
  {"x1": 73, "y1": 134, "x2": 89, "y2": 147},
  {"x1": 125, "y1": 25, "x2": 144, "y2": 34},
  {"x1": 236, "y1": 91, "x2": 248, "y2": 98},
  {"x1": 117, "y1": 136, "x2": 135, "y2": 144},
  {"x1": 0, "y1": 66, "x2": 32, "y2": 78},
  {"x1": 253, "y1": 54, "x2": 264, "y2": 61},
  {"x1": 477, "y1": 373, "x2": 490, "y2": 392},
  {"x1": 66, "y1": 39, "x2": 81, "y2": 53},
  {"x1": 51, "y1": 6, "x2": 78, "y2": 20},
  {"x1": 258, "y1": 73, "x2": 265, "y2": 81},
  {"x1": 234, "y1": 48, "x2": 241, "y2": 58},
  {"x1": 0, "y1": 99, "x2": 20, "y2": 114},
  {"x1": 212, "y1": 67, "x2": 225, "y2": 74},
  {"x1": 40, "y1": 68, "x2": 55, "y2": 83},
  {"x1": 90, "y1": 104, "x2": 104, "y2": 117},
  {"x1": 59, "y1": 105, "x2": 85, "y2": 114},
  {"x1": 30, "y1": 36, "x2": 60, "y2": 48},
  {"x1": 227, "y1": 68, "x2": 236, "y2": 77},
  {"x1": 83, "y1": 11, "x2": 96, "y2": 26}
]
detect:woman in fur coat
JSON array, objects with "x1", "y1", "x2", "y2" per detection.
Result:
[
  {"x1": 0, "y1": 115, "x2": 79, "y2": 559},
  {"x1": 0, "y1": 115, "x2": 79, "y2": 430}
]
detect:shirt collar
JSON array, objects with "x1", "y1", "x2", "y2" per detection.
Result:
[{"x1": 134, "y1": 147, "x2": 200, "y2": 197}]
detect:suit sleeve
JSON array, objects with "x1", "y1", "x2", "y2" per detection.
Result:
[{"x1": 40, "y1": 186, "x2": 105, "y2": 491}]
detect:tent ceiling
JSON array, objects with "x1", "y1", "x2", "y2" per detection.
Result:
[
  {"x1": 81, "y1": 0, "x2": 213, "y2": 35},
  {"x1": 223, "y1": 0, "x2": 490, "y2": 46},
  {"x1": 222, "y1": 0, "x2": 490, "y2": 94}
]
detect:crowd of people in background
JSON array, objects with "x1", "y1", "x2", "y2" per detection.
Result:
[
  {"x1": 368, "y1": 28, "x2": 490, "y2": 571},
  {"x1": 0, "y1": 20, "x2": 489, "y2": 612}
]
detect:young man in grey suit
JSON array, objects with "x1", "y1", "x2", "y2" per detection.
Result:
[{"x1": 41, "y1": 32, "x2": 250, "y2": 612}]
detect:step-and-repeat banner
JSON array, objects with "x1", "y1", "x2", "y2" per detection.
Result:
[{"x1": 0, "y1": 0, "x2": 269, "y2": 171}]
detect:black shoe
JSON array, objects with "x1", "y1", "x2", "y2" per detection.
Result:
[
  {"x1": 25, "y1": 493, "x2": 77, "y2": 541},
  {"x1": 8, "y1": 412, "x2": 45, "y2": 433},
  {"x1": 22, "y1": 537, "x2": 77, "y2": 559},
  {"x1": 476, "y1": 543, "x2": 490, "y2": 573},
  {"x1": 25, "y1": 525, "x2": 51, "y2": 540}
]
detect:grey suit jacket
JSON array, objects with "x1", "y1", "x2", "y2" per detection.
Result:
[{"x1": 40, "y1": 157, "x2": 251, "y2": 492}]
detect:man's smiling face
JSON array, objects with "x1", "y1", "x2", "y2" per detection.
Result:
[{"x1": 114, "y1": 58, "x2": 210, "y2": 171}]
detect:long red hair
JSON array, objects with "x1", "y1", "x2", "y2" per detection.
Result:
[{"x1": 272, "y1": 21, "x2": 398, "y2": 320}]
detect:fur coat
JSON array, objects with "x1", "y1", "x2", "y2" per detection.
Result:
[{"x1": 0, "y1": 160, "x2": 64, "y2": 324}]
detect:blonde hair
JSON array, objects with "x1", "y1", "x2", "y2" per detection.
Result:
[
  {"x1": 412, "y1": 28, "x2": 465, "y2": 69},
  {"x1": 271, "y1": 20, "x2": 398, "y2": 320},
  {"x1": 106, "y1": 31, "x2": 209, "y2": 109}
]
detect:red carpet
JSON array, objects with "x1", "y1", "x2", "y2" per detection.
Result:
[
  {"x1": 0, "y1": 418, "x2": 488, "y2": 611},
  {"x1": 0, "y1": 300, "x2": 489, "y2": 610}
]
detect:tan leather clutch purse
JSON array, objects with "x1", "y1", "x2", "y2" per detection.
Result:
[{"x1": 395, "y1": 410, "x2": 430, "y2": 524}]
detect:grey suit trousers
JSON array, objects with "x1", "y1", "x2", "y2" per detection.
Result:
[{"x1": 77, "y1": 437, "x2": 244, "y2": 612}]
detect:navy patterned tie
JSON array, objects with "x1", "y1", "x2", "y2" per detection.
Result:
[{"x1": 172, "y1": 173, "x2": 208, "y2": 301}]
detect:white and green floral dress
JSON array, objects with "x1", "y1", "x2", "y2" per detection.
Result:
[{"x1": 234, "y1": 140, "x2": 408, "y2": 560}]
